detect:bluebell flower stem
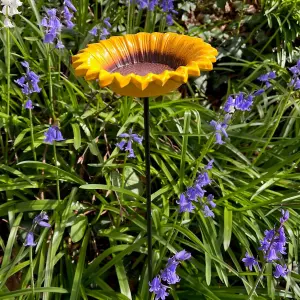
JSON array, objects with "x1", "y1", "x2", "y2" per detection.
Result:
[
  {"x1": 191, "y1": 134, "x2": 214, "y2": 182},
  {"x1": 47, "y1": 46, "x2": 55, "y2": 120},
  {"x1": 144, "y1": 97, "x2": 152, "y2": 291},
  {"x1": 5, "y1": 27, "x2": 11, "y2": 165},
  {"x1": 29, "y1": 246, "x2": 35, "y2": 298},
  {"x1": 29, "y1": 109, "x2": 37, "y2": 161},
  {"x1": 53, "y1": 142, "x2": 61, "y2": 201}
]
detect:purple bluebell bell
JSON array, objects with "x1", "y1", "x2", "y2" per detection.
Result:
[
  {"x1": 24, "y1": 99, "x2": 33, "y2": 109},
  {"x1": 224, "y1": 95, "x2": 235, "y2": 113},
  {"x1": 253, "y1": 88, "x2": 265, "y2": 96},
  {"x1": 149, "y1": 277, "x2": 169, "y2": 300},
  {"x1": 149, "y1": 249, "x2": 191, "y2": 298},
  {"x1": 206, "y1": 194, "x2": 216, "y2": 208},
  {"x1": 235, "y1": 93, "x2": 254, "y2": 111},
  {"x1": 161, "y1": 258, "x2": 180, "y2": 284},
  {"x1": 135, "y1": 0, "x2": 148, "y2": 9},
  {"x1": 148, "y1": 0, "x2": 159, "y2": 10},
  {"x1": 178, "y1": 160, "x2": 216, "y2": 216},
  {"x1": 210, "y1": 114, "x2": 230, "y2": 145},
  {"x1": 56, "y1": 40, "x2": 65, "y2": 49},
  {"x1": 258, "y1": 211, "x2": 288, "y2": 262},
  {"x1": 24, "y1": 231, "x2": 36, "y2": 247},
  {"x1": 63, "y1": 6, "x2": 75, "y2": 29},
  {"x1": 64, "y1": 0, "x2": 77, "y2": 12},
  {"x1": 116, "y1": 128, "x2": 143, "y2": 158},
  {"x1": 15, "y1": 61, "x2": 41, "y2": 96},
  {"x1": 196, "y1": 171, "x2": 211, "y2": 187},
  {"x1": 203, "y1": 205, "x2": 214, "y2": 217},
  {"x1": 41, "y1": 8, "x2": 63, "y2": 47},
  {"x1": 44, "y1": 126, "x2": 64, "y2": 144},
  {"x1": 166, "y1": 14, "x2": 173, "y2": 25},
  {"x1": 160, "y1": 0, "x2": 177, "y2": 26},
  {"x1": 174, "y1": 250, "x2": 191, "y2": 261},
  {"x1": 149, "y1": 276, "x2": 169, "y2": 300},
  {"x1": 100, "y1": 28, "x2": 110, "y2": 40},
  {"x1": 89, "y1": 26, "x2": 98, "y2": 36},
  {"x1": 242, "y1": 252, "x2": 259, "y2": 271},
  {"x1": 290, "y1": 77, "x2": 300, "y2": 90},
  {"x1": 273, "y1": 264, "x2": 289, "y2": 278},
  {"x1": 103, "y1": 17, "x2": 111, "y2": 28},
  {"x1": 33, "y1": 212, "x2": 51, "y2": 228},
  {"x1": 289, "y1": 60, "x2": 300, "y2": 76},
  {"x1": 205, "y1": 159, "x2": 214, "y2": 170},
  {"x1": 257, "y1": 71, "x2": 276, "y2": 89},
  {"x1": 280, "y1": 209, "x2": 289, "y2": 224},
  {"x1": 177, "y1": 193, "x2": 195, "y2": 213}
]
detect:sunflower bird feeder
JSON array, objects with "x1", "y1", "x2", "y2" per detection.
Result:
[{"x1": 73, "y1": 32, "x2": 217, "y2": 282}]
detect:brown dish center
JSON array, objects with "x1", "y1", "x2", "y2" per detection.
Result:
[{"x1": 112, "y1": 62, "x2": 174, "y2": 76}]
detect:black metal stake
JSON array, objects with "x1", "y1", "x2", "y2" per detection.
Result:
[{"x1": 144, "y1": 97, "x2": 152, "y2": 286}]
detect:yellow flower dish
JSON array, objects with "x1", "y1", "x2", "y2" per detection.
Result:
[{"x1": 72, "y1": 32, "x2": 218, "y2": 97}]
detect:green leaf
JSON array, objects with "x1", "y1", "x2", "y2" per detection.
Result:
[
  {"x1": 71, "y1": 123, "x2": 81, "y2": 150},
  {"x1": 70, "y1": 228, "x2": 91, "y2": 300},
  {"x1": 70, "y1": 215, "x2": 88, "y2": 243},
  {"x1": 224, "y1": 207, "x2": 233, "y2": 251}
]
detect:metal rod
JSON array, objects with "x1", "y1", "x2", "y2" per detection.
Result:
[{"x1": 144, "y1": 97, "x2": 152, "y2": 286}]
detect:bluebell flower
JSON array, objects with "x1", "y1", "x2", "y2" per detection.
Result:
[
  {"x1": 290, "y1": 77, "x2": 300, "y2": 90},
  {"x1": 116, "y1": 128, "x2": 143, "y2": 158},
  {"x1": 178, "y1": 167, "x2": 215, "y2": 216},
  {"x1": 166, "y1": 14, "x2": 173, "y2": 25},
  {"x1": 44, "y1": 126, "x2": 64, "y2": 144},
  {"x1": 24, "y1": 231, "x2": 36, "y2": 247},
  {"x1": 24, "y1": 99, "x2": 33, "y2": 109},
  {"x1": 161, "y1": 259, "x2": 180, "y2": 284},
  {"x1": 89, "y1": 26, "x2": 98, "y2": 36},
  {"x1": 196, "y1": 171, "x2": 211, "y2": 187},
  {"x1": 235, "y1": 93, "x2": 254, "y2": 111},
  {"x1": 253, "y1": 88, "x2": 265, "y2": 96},
  {"x1": 205, "y1": 159, "x2": 214, "y2": 170},
  {"x1": 15, "y1": 61, "x2": 41, "y2": 96},
  {"x1": 160, "y1": 0, "x2": 177, "y2": 26},
  {"x1": 177, "y1": 193, "x2": 195, "y2": 213},
  {"x1": 273, "y1": 264, "x2": 289, "y2": 278},
  {"x1": 100, "y1": 28, "x2": 110, "y2": 40},
  {"x1": 64, "y1": 0, "x2": 77, "y2": 12},
  {"x1": 149, "y1": 249, "x2": 191, "y2": 299},
  {"x1": 206, "y1": 194, "x2": 216, "y2": 208},
  {"x1": 242, "y1": 252, "x2": 258, "y2": 271},
  {"x1": 148, "y1": 0, "x2": 159, "y2": 10},
  {"x1": 135, "y1": 0, "x2": 148, "y2": 9},
  {"x1": 33, "y1": 212, "x2": 51, "y2": 228},
  {"x1": 257, "y1": 210, "x2": 288, "y2": 264},
  {"x1": 56, "y1": 40, "x2": 65, "y2": 49},
  {"x1": 242, "y1": 252, "x2": 259, "y2": 271},
  {"x1": 149, "y1": 276, "x2": 169, "y2": 300},
  {"x1": 257, "y1": 71, "x2": 276, "y2": 89},
  {"x1": 203, "y1": 205, "x2": 214, "y2": 217},
  {"x1": 210, "y1": 114, "x2": 230, "y2": 145},
  {"x1": 174, "y1": 250, "x2": 191, "y2": 261},
  {"x1": 280, "y1": 209, "x2": 289, "y2": 224},
  {"x1": 63, "y1": 6, "x2": 75, "y2": 29},
  {"x1": 103, "y1": 17, "x2": 111, "y2": 28},
  {"x1": 224, "y1": 95, "x2": 235, "y2": 113},
  {"x1": 41, "y1": 8, "x2": 63, "y2": 47},
  {"x1": 267, "y1": 248, "x2": 278, "y2": 262}
]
